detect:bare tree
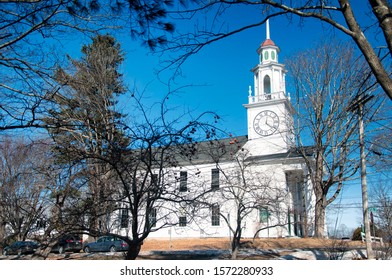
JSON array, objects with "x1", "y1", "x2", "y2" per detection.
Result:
[
  {"x1": 209, "y1": 147, "x2": 287, "y2": 259},
  {"x1": 103, "y1": 102, "x2": 219, "y2": 259},
  {"x1": 286, "y1": 40, "x2": 380, "y2": 237},
  {"x1": 368, "y1": 101, "x2": 392, "y2": 171},
  {"x1": 0, "y1": 1, "x2": 111, "y2": 131},
  {"x1": 134, "y1": 1, "x2": 392, "y2": 101},
  {"x1": 0, "y1": 136, "x2": 89, "y2": 259},
  {"x1": 371, "y1": 183, "x2": 392, "y2": 242},
  {"x1": 0, "y1": 137, "x2": 52, "y2": 246},
  {"x1": 0, "y1": 0, "x2": 178, "y2": 132},
  {"x1": 369, "y1": 182, "x2": 392, "y2": 259}
]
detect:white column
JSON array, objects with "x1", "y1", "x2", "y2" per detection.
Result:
[{"x1": 254, "y1": 73, "x2": 258, "y2": 98}]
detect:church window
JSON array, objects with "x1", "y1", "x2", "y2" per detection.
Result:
[
  {"x1": 271, "y1": 51, "x2": 276, "y2": 60},
  {"x1": 211, "y1": 168, "x2": 219, "y2": 189},
  {"x1": 151, "y1": 173, "x2": 159, "y2": 192},
  {"x1": 211, "y1": 205, "x2": 220, "y2": 226},
  {"x1": 36, "y1": 218, "x2": 46, "y2": 229},
  {"x1": 179, "y1": 171, "x2": 187, "y2": 192},
  {"x1": 179, "y1": 216, "x2": 187, "y2": 227},
  {"x1": 259, "y1": 207, "x2": 269, "y2": 223},
  {"x1": 263, "y1": 75, "x2": 271, "y2": 96},
  {"x1": 120, "y1": 209, "x2": 129, "y2": 228},
  {"x1": 264, "y1": 51, "x2": 269, "y2": 60},
  {"x1": 149, "y1": 208, "x2": 157, "y2": 228}
]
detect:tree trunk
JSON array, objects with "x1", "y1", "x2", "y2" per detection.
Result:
[
  {"x1": 32, "y1": 246, "x2": 52, "y2": 260},
  {"x1": 340, "y1": 0, "x2": 392, "y2": 100},
  {"x1": 314, "y1": 197, "x2": 326, "y2": 238},
  {"x1": 125, "y1": 242, "x2": 142, "y2": 260},
  {"x1": 312, "y1": 150, "x2": 328, "y2": 238},
  {"x1": 231, "y1": 235, "x2": 241, "y2": 260},
  {"x1": 0, "y1": 221, "x2": 5, "y2": 244},
  {"x1": 368, "y1": 0, "x2": 392, "y2": 53},
  {"x1": 301, "y1": 183, "x2": 309, "y2": 237}
]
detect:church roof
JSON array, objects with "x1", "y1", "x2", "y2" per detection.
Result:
[
  {"x1": 261, "y1": 38, "x2": 276, "y2": 47},
  {"x1": 246, "y1": 146, "x2": 313, "y2": 163},
  {"x1": 133, "y1": 134, "x2": 313, "y2": 169},
  {"x1": 174, "y1": 135, "x2": 249, "y2": 166},
  {"x1": 173, "y1": 136, "x2": 313, "y2": 166}
]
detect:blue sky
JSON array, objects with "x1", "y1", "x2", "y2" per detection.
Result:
[
  {"x1": 55, "y1": 5, "x2": 389, "y2": 233},
  {"x1": 116, "y1": 16, "x2": 343, "y2": 135}
]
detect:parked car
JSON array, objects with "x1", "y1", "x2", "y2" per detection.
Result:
[
  {"x1": 83, "y1": 236, "x2": 129, "y2": 253},
  {"x1": 51, "y1": 235, "x2": 83, "y2": 254},
  {"x1": 2, "y1": 241, "x2": 39, "y2": 256}
]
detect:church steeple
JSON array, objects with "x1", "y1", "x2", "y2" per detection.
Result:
[
  {"x1": 257, "y1": 19, "x2": 280, "y2": 65},
  {"x1": 249, "y1": 19, "x2": 287, "y2": 103},
  {"x1": 244, "y1": 20, "x2": 295, "y2": 155}
]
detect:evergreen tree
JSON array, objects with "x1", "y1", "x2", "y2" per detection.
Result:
[{"x1": 46, "y1": 34, "x2": 128, "y2": 234}]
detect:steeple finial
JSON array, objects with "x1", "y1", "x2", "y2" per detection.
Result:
[{"x1": 266, "y1": 19, "x2": 270, "y2": 40}]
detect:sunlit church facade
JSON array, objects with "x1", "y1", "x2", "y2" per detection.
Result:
[{"x1": 120, "y1": 22, "x2": 316, "y2": 239}]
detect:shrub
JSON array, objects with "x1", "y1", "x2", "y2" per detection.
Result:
[
  {"x1": 352, "y1": 225, "x2": 383, "y2": 241},
  {"x1": 352, "y1": 227, "x2": 362, "y2": 241}
]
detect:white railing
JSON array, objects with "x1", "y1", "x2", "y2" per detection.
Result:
[
  {"x1": 248, "y1": 91, "x2": 288, "y2": 104},
  {"x1": 360, "y1": 232, "x2": 384, "y2": 245}
]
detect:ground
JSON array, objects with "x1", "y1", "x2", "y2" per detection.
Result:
[
  {"x1": 0, "y1": 237, "x2": 368, "y2": 260},
  {"x1": 137, "y1": 237, "x2": 366, "y2": 260}
]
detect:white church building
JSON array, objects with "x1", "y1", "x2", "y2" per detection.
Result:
[{"x1": 118, "y1": 22, "x2": 316, "y2": 240}]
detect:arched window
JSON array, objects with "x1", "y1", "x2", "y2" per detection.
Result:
[
  {"x1": 263, "y1": 75, "x2": 271, "y2": 96},
  {"x1": 271, "y1": 51, "x2": 276, "y2": 61}
]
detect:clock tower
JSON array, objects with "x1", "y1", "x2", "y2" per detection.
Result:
[{"x1": 244, "y1": 20, "x2": 295, "y2": 156}]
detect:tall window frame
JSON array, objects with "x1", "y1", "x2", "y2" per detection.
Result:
[
  {"x1": 149, "y1": 208, "x2": 157, "y2": 228},
  {"x1": 259, "y1": 207, "x2": 269, "y2": 223},
  {"x1": 211, "y1": 204, "x2": 220, "y2": 226},
  {"x1": 120, "y1": 208, "x2": 129, "y2": 228},
  {"x1": 179, "y1": 171, "x2": 187, "y2": 192},
  {"x1": 263, "y1": 74, "x2": 272, "y2": 100},
  {"x1": 179, "y1": 216, "x2": 187, "y2": 227},
  {"x1": 150, "y1": 173, "x2": 159, "y2": 192},
  {"x1": 211, "y1": 168, "x2": 220, "y2": 190}
]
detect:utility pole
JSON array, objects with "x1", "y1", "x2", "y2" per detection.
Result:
[{"x1": 349, "y1": 94, "x2": 374, "y2": 259}]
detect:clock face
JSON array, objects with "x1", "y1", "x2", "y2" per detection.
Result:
[{"x1": 253, "y1": 110, "x2": 279, "y2": 136}]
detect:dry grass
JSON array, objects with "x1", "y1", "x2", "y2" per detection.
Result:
[{"x1": 141, "y1": 237, "x2": 364, "y2": 251}]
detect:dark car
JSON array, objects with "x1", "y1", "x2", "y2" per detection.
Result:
[
  {"x1": 2, "y1": 241, "x2": 39, "y2": 256},
  {"x1": 52, "y1": 235, "x2": 83, "y2": 254},
  {"x1": 83, "y1": 236, "x2": 129, "y2": 253}
]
